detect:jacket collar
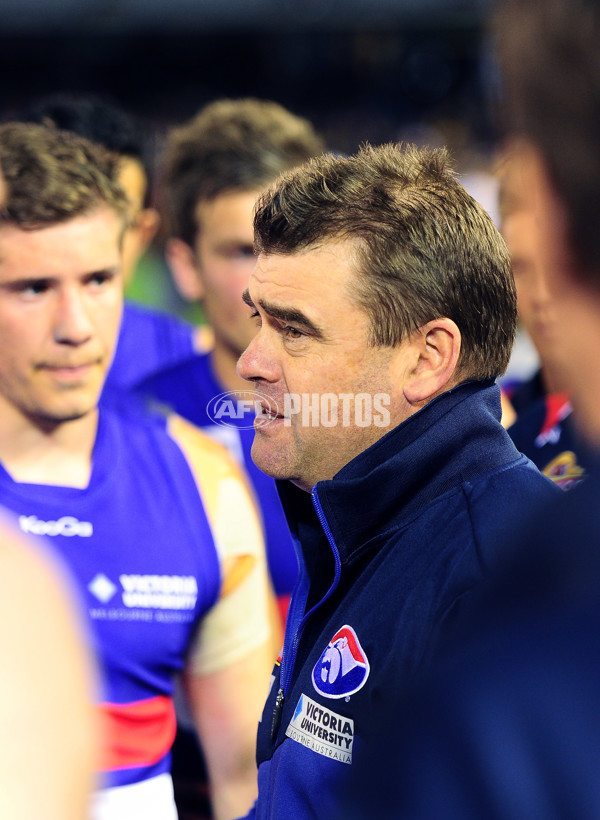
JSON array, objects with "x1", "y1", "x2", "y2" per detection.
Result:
[{"x1": 278, "y1": 380, "x2": 519, "y2": 565}]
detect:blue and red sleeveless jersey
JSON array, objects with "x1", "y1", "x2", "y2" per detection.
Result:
[
  {"x1": 0, "y1": 408, "x2": 221, "y2": 790},
  {"x1": 104, "y1": 301, "x2": 196, "y2": 393},
  {"x1": 138, "y1": 350, "x2": 298, "y2": 622}
]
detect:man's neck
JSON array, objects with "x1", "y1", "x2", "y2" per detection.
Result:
[
  {"x1": 540, "y1": 363, "x2": 565, "y2": 397},
  {"x1": 0, "y1": 408, "x2": 98, "y2": 489},
  {"x1": 210, "y1": 342, "x2": 249, "y2": 394}
]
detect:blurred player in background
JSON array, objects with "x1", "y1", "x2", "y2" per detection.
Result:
[
  {"x1": 139, "y1": 98, "x2": 325, "y2": 621},
  {"x1": 498, "y1": 148, "x2": 585, "y2": 489},
  {"x1": 135, "y1": 97, "x2": 324, "y2": 818}
]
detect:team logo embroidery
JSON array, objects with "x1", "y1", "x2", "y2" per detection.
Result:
[
  {"x1": 312, "y1": 625, "x2": 370, "y2": 699},
  {"x1": 543, "y1": 450, "x2": 585, "y2": 491}
]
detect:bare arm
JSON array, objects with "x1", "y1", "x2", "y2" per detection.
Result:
[
  {"x1": 182, "y1": 524, "x2": 276, "y2": 820},
  {"x1": 184, "y1": 638, "x2": 273, "y2": 820},
  {"x1": 168, "y1": 415, "x2": 279, "y2": 819},
  {"x1": 0, "y1": 517, "x2": 98, "y2": 820}
]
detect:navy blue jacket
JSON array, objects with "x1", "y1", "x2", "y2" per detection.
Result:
[
  {"x1": 245, "y1": 380, "x2": 559, "y2": 820},
  {"x1": 341, "y1": 453, "x2": 600, "y2": 820}
]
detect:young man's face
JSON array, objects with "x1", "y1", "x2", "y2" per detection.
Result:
[
  {"x1": 0, "y1": 206, "x2": 123, "y2": 428},
  {"x1": 118, "y1": 156, "x2": 158, "y2": 287},
  {"x1": 503, "y1": 205, "x2": 557, "y2": 365},
  {"x1": 237, "y1": 240, "x2": 416, "y2": 492},
  {"x1": 514, "y1": 141, "x2": 600, "y2": 445},
  {"x1": 194, "y1": 189, "x2": 260, "y2": 357},
  {"x1": 500, "y1": 150, "x2": 559, "y2": 373}
]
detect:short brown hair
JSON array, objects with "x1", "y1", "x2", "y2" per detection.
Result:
[
  {"x1": 0, "y1": 121, "x2": 128, "y2": 229},
  {"x1": 495, "y1": 0, "x2": 600, "y2": 285},
  {"x1": 164, "y1": 98, "x2": 325, "y2": 247},
  {"x1": 254, "y1": 142, "x2": 516, "y2": 381}
]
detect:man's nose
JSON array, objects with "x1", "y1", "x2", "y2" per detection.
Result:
[
  {"x1": 237, "y1": 330, "x2": 279, "y2": 383},
  {"x1": 53, "y1": 288, "x2": 94, "y2": 345},
  {"x1": 531, "y1": 267, "x2": 551, "y2": 308}
]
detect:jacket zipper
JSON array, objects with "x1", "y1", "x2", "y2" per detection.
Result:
[{"x1": 270, "y1": 486, "x2": 342, "y2": 741}]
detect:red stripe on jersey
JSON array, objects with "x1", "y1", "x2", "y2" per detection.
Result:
[
  {"x1": 98, "y1": 696, "x2": 177, "y2": 771},
  {"x1": 277, "y1": 593, "x2": 291, "y2": 627},
  {"x1": 540, "y1": 393, "x2": 571, "y2": 437}
]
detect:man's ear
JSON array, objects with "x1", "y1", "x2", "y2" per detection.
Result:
[
  {"x1": 402, "y1": 318, "x2": 461, "y2": 404},
  {"x1": 166, "y1": 238, "x2": 204, "y2": 303},
  {"x1": 137, "y1": 207, "x2": 160, "y2": 251}
]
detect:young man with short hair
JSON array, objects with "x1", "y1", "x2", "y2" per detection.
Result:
[
  {"x1": 140, "y1": 98, "x2": 325, "y2": 618},
  {"x1": 0, "y1": 121, "x2": 273, "y2": 820},
  {"x1": 16, "y1": 92, "x2": 202, "y2": 392}
]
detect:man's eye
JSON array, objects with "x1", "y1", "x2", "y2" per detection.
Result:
[
  {"x1": 21, "y1": 281, "x2": 49, "y2": 296},
  {"x1": 88, "y1": 272, "x2": 115, "y2": 287},
  {"x1": 283, "y1": 325, "x2": 303, "y2": 339},
  {"x1": 224, "y1": 246, "x2": 256, "y2": 260}
]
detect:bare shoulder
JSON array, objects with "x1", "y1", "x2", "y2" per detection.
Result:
[{"x1": 166, "y1": 412, "x2": 243, "y2": 478}]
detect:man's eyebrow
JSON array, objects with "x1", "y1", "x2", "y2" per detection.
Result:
[
  {"x1": 241, "y1": 289, "x2": 324, "y2": 338},
  {"x1": 242, "y1": 289, "x2": 254, "y2": 308}
]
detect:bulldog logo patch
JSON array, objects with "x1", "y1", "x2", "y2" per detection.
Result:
[{"x1": 312, "y1": 625, "x2": 370, "y2": 699}]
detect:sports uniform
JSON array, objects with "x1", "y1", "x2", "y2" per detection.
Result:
[
  {"x1": 0, "y1": 407, "x2": 270, "y2": 820},
  {"x1": 506, "y1": 369, "x2": 586, "y2": 489},
  {"x1": 104, "y1": 301, "x2": 197, "y2": 393},
  {"x1": 245, "y1": 381, "x2": 559, "y2": 819},
  {"x1": 138, "y1": 347, "x2": 298, "y2": 621}
]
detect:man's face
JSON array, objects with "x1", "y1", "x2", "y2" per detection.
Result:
[
  {"x1": 0, "y1": 207, "x2": 123, "y2": 429},
  {"x1": 118, "y1": 156, "x2": 158, "y2": 286},
  {"x1": 194, "y1": 190, "x2": 260, "y2": 357},
  {"x1": 237, "y1": 241, "x2": 416, "y2": 492},
  {"x1": 515, "y1": 141, "x2": 600, "y2": 444},
  {"x1": 503, "y1": 205, "x2": 556, "y2": 364}
]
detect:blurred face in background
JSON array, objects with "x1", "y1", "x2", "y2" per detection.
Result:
[
  {"x1": 193, "y1": 189, "x2": 260, "y2": 357},
  {"x1": 504, "y1": 140, "x2": 600, "y2": 446},
  {"x1": 168, "y1": 188, "x2": 261, "y2": 365},
  {"x1": 499, "y1": 148, "x2": 561, "y2": 388},
  {"x1": 117, "y1": 156, "x2": 159, "y2": 286},
  {"x1": 503, "y1": 204, "x2": 555, "y2": 364}
]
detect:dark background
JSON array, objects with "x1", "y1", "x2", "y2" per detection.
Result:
[
  {"x1": 0, "y1": 0, "x2": 499, "y2": 157},
  {"x1": 0, "y1": 0, "x2": 515, "y2": 342}
]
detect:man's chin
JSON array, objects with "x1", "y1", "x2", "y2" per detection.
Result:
[
  {"x1": 29, "y1": 403, "x2": 97, "y2": 429},
  {"x1": 250, "y1": 439, "x2": 290, "y2": 481}
]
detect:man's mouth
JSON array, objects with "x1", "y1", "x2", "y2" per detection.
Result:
[
  {"x1": 258, "y1": 403, "x2": 284, "y2": 419},
  {"x1": 255, "y1": 398, "x2": 286, "y2": 427},
  {"x1": 38, "y1": 361, "x2": 101, "y2": 380}
]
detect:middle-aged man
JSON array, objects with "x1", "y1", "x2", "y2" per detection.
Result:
[
  {"x1": 336, "y1": 2, "x2": 600, "y2": 818},
  {"x1": 235, "y1": 142, "x2": 559, "y2": 819},
  {"x1": 0, "y1": 121, "x2": 274, "y2": 820}
]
